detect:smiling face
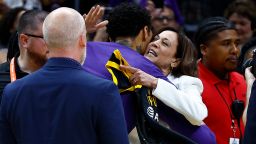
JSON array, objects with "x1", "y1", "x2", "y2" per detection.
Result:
[
  {"x1": 228, "y1": 13, "x2": 253, "y2": 45},
  {"x1": 144, "y1": 30, "x2": 179, "y2": 73}
]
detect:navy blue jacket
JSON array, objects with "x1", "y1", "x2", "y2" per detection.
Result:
[
  {"x1": 0, "y1": 58, "x2": 129, "y2": 144},
  {"x1": 243, "y1": 81, "x2": 256, "y2": 144}
]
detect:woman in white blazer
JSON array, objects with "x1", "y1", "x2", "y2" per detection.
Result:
[{"x1": 121, "y1": 27, "x2": 207, "y2": 126}]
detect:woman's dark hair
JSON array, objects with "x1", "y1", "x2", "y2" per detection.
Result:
[
  {"x1": 106, "y1": 2, "x2": 152, "y2": 41},
  {"x1": 156, "y1": 27, "x2": 198, "y2": 77},
  {"x1": 194, "y1": 16, "x2": 236, "y2": 58},
  {"x1": 224, "y1": 0, "x2": 256, "y2": 33},
  {"x1": 0, "y1": 7, "x2": 26, "y2": 47}
]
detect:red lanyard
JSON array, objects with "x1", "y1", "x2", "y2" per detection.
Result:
[{"x1": 10, "y1": 58, "x2": 17, "y2": 82}]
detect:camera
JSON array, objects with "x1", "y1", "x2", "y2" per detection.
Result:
[
  {"x1": 231, "y1": 99, "x2": 245, "y2": 120},
  {"x1": 242, "y1": 49, "x2": 256, "y2": 77}
]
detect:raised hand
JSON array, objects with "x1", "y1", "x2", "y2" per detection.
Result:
[{"x1": 83, "y1": 5, "x2": 109, "y2": 33}]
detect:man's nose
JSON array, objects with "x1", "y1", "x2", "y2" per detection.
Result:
[
  {"x1": 162, "y1": 19, "x2": 168, "y2": 24},
  {"x1": 230, "y1": 43, "x2": 239, "y2": 55},
  {"x1": 152, "y1": 40, "x2": 160, "y2": 48}
]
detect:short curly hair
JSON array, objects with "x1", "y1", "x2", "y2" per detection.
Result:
[{"x1": 106, "y1": 2, "x2": 152, "y2": 41}]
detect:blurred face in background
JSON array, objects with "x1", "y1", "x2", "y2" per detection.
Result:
[
  {"x1": 145, "y1": 0, "x2": 156, "y2": 15},
  {"x1": 152, "y1": 6, "x2": 179, "y2": 34},
  {"x1": 228, "y1": 13, "x2": 253, "y2": 47}
]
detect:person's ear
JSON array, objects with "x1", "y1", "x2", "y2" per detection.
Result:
[
  {"x1": 19, "y1": 34, "x2": 29, "y2": 49},
  {"x1": 79, "y1": 32, "x2": 86, "y2": 48},
  {"x1": 171, "y1": 58, "x2": 181, "y2": 68},
  {"x1": 200, "y1": 44, "x2": 208, "y2": 56},
  {"x1": 142, "y1": 26, "x2": 152, "y2": 41}
]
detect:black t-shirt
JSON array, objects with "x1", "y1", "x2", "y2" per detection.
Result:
[{"x1": 0, "y1": 57, "x2": 28, "y2": 102}]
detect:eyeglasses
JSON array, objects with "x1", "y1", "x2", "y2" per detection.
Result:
[
  {"x1": 154, "y1": 16, "x2": 175, "y2": 22},
  {"x1": 23, "y1": 33, "x2": 43, "y2": 39}
]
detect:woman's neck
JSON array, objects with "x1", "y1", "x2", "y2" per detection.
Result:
[{"x1": 161, "y1": 66, "x2": 171, "y2": 76}]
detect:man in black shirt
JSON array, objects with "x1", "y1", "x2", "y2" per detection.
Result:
[
  {"x1": 0, "y1": 10, "x2": 48, "y2": 100},
  {"x1": 0, "y1": 56, "x2": 28, "y2": 97}
]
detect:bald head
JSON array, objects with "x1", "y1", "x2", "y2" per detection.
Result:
[{"x1": 43, "y1": 7, "x2": 86, "y2": 49}]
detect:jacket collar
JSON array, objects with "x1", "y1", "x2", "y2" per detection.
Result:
[{"x1": 45, "y1": 57, "x2": 83, "y2": 70}]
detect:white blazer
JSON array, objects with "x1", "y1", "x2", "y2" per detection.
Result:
[{"x1": 152, "y1": 75, "x2": 208, "y2": 126}]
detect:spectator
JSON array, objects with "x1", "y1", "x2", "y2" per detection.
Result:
[
  {"x1": 0, "y1": 10, "x2": 48, "y2": 100},
  {"x1": 151, "y1": 0, "x2": 183, "y2": 33},
  {"x1": 224, "y1": 0, "x2": 256, "y2": 49},
  {"x1": 0, "y1": 7, "x2": 128, "y2": 144},
  {"x1": 195, "y1": 16, "x2": 246, "y2": 144}
]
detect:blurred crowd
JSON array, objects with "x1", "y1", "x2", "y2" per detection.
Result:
[
  {"x1": 1, "y1": 0, "x2": 256, "y2": 66},
  {"x1": 0, "y1": 0, "x2": 256, "y2": 144}
]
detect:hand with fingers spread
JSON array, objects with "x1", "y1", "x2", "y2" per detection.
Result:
[
  {"x1": 120, "y1": 65, "x2": 158, "y2": 88},
  {"x1": 83, "y1": 5, "x2": 109, "y2": 33}
]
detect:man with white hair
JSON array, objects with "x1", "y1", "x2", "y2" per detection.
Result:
[{"x1": 0, "y1": 7, "x2": 129, "y2": 144}]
